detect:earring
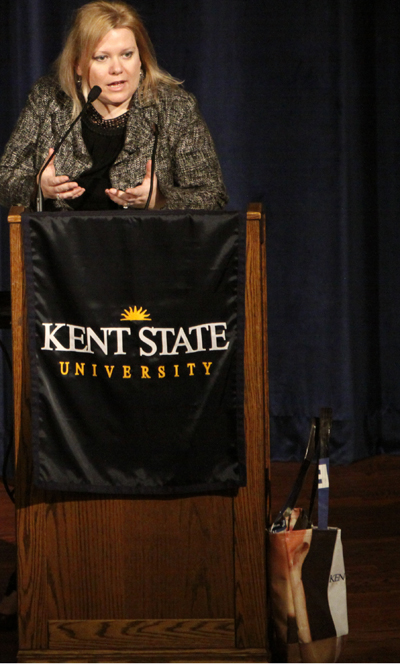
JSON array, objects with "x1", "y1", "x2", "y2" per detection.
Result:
[
  {"x1": 139, "y1": 68, "x2": 144, "y2": 84},
  {"x1": 76, "y1": 74, "x2": 82, "y2": 87}
]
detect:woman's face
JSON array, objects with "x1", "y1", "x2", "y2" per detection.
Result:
[{"x1": 77, "y1": 27, "x2": 141, "y2": 117}]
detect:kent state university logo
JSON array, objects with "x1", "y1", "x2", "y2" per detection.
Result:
[
  {"x1": 120, "y1": 306, "x2": 151, "y2": 321},
  {"x1": 41, "y1": 305, "x2": 231, "y2": 381}
]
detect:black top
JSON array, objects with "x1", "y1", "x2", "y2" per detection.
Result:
[{"x1": 68, "y1": 104, "x2": 128, "y2": 211}]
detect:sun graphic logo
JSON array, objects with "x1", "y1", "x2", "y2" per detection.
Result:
[{"x1": 121, "y1": 306, "x2": 151, "y2": 321}]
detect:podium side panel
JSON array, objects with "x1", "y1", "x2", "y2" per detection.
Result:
[
  {"x1": 234, "y1": 212, "x2": 268, "y2": 650},
  {"x1": 261, "y1": 211, "x2": 270, "y2": 467},
  {"x1": 9, "y1": 214, "x2": 48, "y2": 649}
]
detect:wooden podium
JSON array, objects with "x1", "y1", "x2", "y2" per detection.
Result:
[{"x1": 8, "y1": 203, "x2": 270, "y2": 663}]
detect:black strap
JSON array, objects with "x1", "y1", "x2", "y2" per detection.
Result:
[
  {"x1": 271, "y1": 419, "x2": 316, "y2": 531},
  {"x1": 270, "y1": 408, "x2": 333, "y2": 532}
]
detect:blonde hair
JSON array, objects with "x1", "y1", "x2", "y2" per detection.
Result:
[{"x1": 57, "y1": 1, "x2": 181, "y2": 118}]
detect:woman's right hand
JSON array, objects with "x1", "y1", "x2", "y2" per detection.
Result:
[{"x1": 39, "y1": 148, "x2": 85, "y2": 200}]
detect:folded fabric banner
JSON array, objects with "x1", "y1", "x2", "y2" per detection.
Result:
[{"x1": 23, "y1": 211, "x2": 246, "y2": 495}]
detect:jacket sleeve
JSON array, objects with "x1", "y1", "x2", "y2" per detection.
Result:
[
  {"x1": 0, "y1": 83, "x2": 46, "y2": 209},
  {"x1": 159, "y1": 92, "x2": 229, "y2": 210}
]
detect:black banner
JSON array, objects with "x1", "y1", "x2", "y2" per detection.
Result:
[{"x1": 23, "y1": 211, "x2": 246, "y2": 494}]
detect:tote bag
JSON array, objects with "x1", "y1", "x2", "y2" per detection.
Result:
[{"x1": 268, "y1": 409, "x2": 348, "y2": 663}]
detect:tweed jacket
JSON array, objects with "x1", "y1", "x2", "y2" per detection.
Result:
[{"x1": 0, "y1": 75, "x2": 228, "y2": 210}]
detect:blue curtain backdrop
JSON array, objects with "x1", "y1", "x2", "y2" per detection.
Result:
[{"x1": 1, "y1": 0, "x2": 400, "y2": 466}]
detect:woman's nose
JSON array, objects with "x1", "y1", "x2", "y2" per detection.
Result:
[{"x1": 109, "y1": 57, "x2": 123, "y2": 74}]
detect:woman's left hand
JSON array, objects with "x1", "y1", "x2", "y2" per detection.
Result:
[{"x1": 105, "y1": 160, "x2": 165, "y2": 209}]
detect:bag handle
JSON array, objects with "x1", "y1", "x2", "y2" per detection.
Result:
[
  {"x1": 270, "y1": 419, "x2": 317, "y2": 532},
  {"x1": 270, "y1": 408, "x2": 333, "y2": 532}
]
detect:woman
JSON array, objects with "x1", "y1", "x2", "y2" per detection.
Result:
[{"x1": 0, "y1": 1, "x2": 228, "y2": 211}]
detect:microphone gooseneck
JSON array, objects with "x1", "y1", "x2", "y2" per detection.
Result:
[
  {"x1": 36, "y1": 85, "x2": 102, "y2": 211},
  {"x1": 143, "y1": 123, "x2": 159, "y2": 210}
]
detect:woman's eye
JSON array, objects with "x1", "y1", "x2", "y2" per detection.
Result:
[
  {"x1": 123, "y1": 51, "x2": 133, "y2": 58},
  {"x1": 94, "y1": 55, "x2": 107, "y2": 62}
]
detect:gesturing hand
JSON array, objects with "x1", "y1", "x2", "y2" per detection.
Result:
[
  {"x1": 105, "y1": 159, "x2": 165, "y2": 209},
  {"x1": 39, "y1": 148, "x2": 85, "y2": 200}
]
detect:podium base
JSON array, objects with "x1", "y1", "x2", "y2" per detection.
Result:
[{"x1": 18, "y1": 648, "x2": 270, "y2": 663}]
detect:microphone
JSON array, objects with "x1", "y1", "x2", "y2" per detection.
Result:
[
  {"x1": 87, "y1": 85, "x2": 102, "y2": 103},
  {"x1": 36, "y1": 85, "x2": 102, "y2": 211}
]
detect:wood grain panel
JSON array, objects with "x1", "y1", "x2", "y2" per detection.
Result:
[
  {"x1": 18, "y1": 647, "x2": 270, "y2": 663},
  {"x1": 46, "y1": 495, "x2": 127, "y2": 620},
  {"x1": 48, "y1": 618, "x2": 235, "y2": 649},
  {"x1": 45, "y1": 492, "x2": 234, "y2": 621},
  {"x1": 234, "y1": 208, "x2": 268, "y2": 650},
  {"x1": 10, "y1": 208, "x2": 48, "y2": 650},
  {"x1": 122, "y1": 494, "x2": 234, "y2": 619}
]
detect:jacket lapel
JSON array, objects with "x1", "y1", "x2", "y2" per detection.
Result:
[
  {"x1": 52, "y1": 105, "x2": 92, "y2": 178},
  {"x1": 115, "y1": 99, "x2": 159, "y2": 165}
]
